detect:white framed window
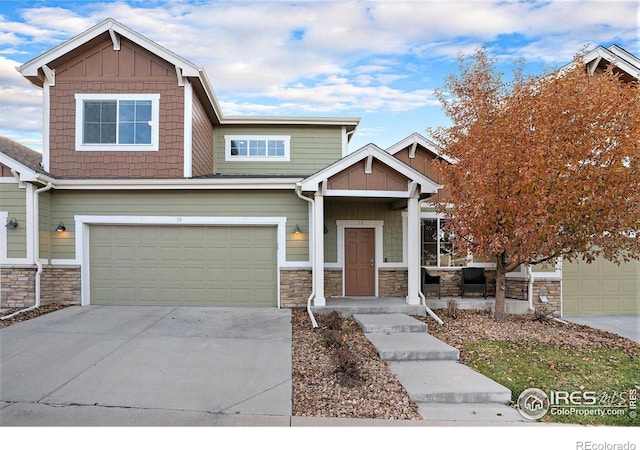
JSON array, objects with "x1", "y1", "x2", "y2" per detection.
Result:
[
  {"x1": 421, "y1": 213, "x2": 465, "y2": 267},
  {"x1": 225, "y1": 135, "x2": 290, "y2": 161},
  {"x1": 75, "y1": 94, "x2": 160, "y2": 151}
]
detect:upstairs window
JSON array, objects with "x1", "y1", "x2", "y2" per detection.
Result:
[
  {"x1": 75, "y1": 94, "x2": 160, "y2": 151},
  {"x1": 225, "y1": 135, "x2": 290, "y2": 161}
]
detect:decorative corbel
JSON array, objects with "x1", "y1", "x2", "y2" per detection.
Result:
[
  {"x1": 175, "y1": 65, "x2": 184, "y2": 87},
  {"x1": 365, "y1": 154, "x2": 373, "y2": 174},
  {"x1": 42, "y1": 65, "x2": 55, "y2": 86},
  {"x1": 109, "y1": 27, "x2": 121, "y2": 51},
  {"x1": 409, "y1": 141, "x2": 417, "y2": 159}
]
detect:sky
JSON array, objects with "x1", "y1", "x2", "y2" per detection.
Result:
[{"x1": 0, "y1": 0, "x2": 638, "y2": 153}]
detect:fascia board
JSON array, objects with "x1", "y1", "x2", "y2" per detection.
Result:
[
  {"x1": 608, "y1": 45, "x2": 640, "y2": 70},
  {"x1": 0, "y1": 153, "x2": 39, "y2": 181},
  {"x1": 220, "y1": 115, "x2": 360, "y2": 129},
  {"x1": 19, "y1": 18, "x2": 200, "y2": 78},
  {"x1": 386, "y1": 132, "x2": 457, "y2": 165},
  {"x1": 51, "y1": 178, "x2": 302, "y2": 190},
  {"x1": 581, "y1": 46, "x2": 640, "y2": 79}
]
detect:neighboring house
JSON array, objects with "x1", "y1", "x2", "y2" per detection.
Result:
[
  {"x1": 1, "y1": 19, "x2": 638, "y2": 317},
  {"x1": 560, "y1": 44, "x2": 640, "y2": 316}
]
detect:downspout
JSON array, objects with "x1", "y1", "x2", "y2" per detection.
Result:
[
  {"x1": 295, "y1": 183, "x2": 318, "y2": 328},
  {"x1": 2, "y1": 180, "x2": 53, "y2": 320},
  {"x1": 526, "y1": 264, "x2": 535, "y2": 311},
  {"x1": 419, "y1": 291, "x2": 444, "y2": 326}
]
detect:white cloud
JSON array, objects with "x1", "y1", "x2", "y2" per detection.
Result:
[{"x1": 0, "y1": 0, "x2": 637, "y2": 149}]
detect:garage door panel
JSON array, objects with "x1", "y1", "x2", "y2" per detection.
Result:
[
  {"x1": 230, "y1": 247, "x2": 252, "y2": 263},
  {"x1": 254, "y1": 247, "x2": 275, "y2": 261},
  {"x1": 90, "y1": 225, "x2": 277, "y2": 307},
  {"x1": 208, "y1": 268, "x2": 228, "y2": 281},
  {"x1": 563, "y1": 258, "x2": 640, "y2": 315},
  {"x1": 255, "y1": 267, "x2": 275, "y2": 282},
  {"x1": 230, "y1": 267, "x2": 251, "y2": 281}
]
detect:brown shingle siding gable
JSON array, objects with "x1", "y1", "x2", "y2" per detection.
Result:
[{"x1": 47, "y1": 37, "x2": 186, "y2": 179}]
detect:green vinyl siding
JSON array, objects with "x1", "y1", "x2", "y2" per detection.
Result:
[
  {"x1": 324, "y1": 199, "x2": 404, "y2": 263},
  {"x1": 39, "y1": 190, "x2": 51, "y2": 260},
  {"x1": 215, "y1": 125, "x2": 343, "y2": 176},
  {"x1": 49, "y1": 189, "x2": 309, "y2": 261},
  {"x1": 0, "y1": 182, "x2": 28, "y2": 259},
  {"x1": 563, "y1": 257, "x2": 640, "y2": 315}
]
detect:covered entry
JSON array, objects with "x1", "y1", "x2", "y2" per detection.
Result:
[
  {"x1": 88, "y1": 224, "x2": 278, "y2": 306},
  {"x1": 298, "y1": 144, "x2": 441, "y2": 306}
]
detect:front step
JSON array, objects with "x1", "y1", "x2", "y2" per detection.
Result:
[
  {"x1": 425, "y1": 298, "x2": 531, "y2": 315},
  {"x1": 365, "y1": 333, "x2": 459, "y2": 361},
  {"x1": 390, "y1": 360, "x2": 512, "y2": 404},
  {"x1": 417, "y1": 403, "x2": 527, "y2": 423},
  {"x1": 353, "y1": 313, "x2": 428, "y2": 334}
]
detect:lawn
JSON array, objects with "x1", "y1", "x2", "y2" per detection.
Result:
[{"x1": 423, "y1": 310, "x2": 639, "y2": 426}]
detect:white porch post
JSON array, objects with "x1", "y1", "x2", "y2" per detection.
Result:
[
  {"x1": 313, "y1": 191, "x2": 326, "y2": 306},
  {"x1": 406, "y1": 193, "x2": 421, "y2": 305}
]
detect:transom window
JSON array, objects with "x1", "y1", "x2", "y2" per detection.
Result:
[
  {"x1": 75, "y1": 94, "x2": 160, "y2": 151},
  {"x1": 225, "y1": 135, "x2": 291, "y2": 161}
]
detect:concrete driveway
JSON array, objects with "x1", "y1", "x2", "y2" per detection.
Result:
[
  {"x1": 0, "y1": 306, "x2": 292, "y2": 426},
  {"x1": 563, "y1": 315, "x2": 640, "y2": 344}
]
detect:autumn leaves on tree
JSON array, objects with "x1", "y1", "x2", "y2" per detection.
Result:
[{"x1": 430, "y1": 48, "x2": 640, "y2": 323}]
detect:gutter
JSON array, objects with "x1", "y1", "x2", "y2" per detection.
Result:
[
  {"x1": 2, "y1": 180, "x2": 53, "y2": 320},
  {"x1": 295, "y1": 183, "x2": 318, "y2": 328}
]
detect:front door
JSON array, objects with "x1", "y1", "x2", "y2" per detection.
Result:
[{"x1": 344, "y1": 228, "x2": 375, "y2": 296}]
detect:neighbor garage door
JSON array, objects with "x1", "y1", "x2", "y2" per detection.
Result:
[
  {"x1": 563, "y1": 257, "x2": 640, "y2": 315},
  {"x1": 90, "y1": 225, "x2": 277, "y2": 306}
]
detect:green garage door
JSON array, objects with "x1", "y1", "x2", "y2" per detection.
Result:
[
  {"x1": 563, "y1": 258, "x2": 640, "y2": 315},
  {"x1": 90, "y1": 225, "x2": 277, "y2": 306}
]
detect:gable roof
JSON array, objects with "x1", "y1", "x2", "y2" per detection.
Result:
[
  {"x1": 385, "y1": 132, "x2": 457, "y2": 164},
  {"x1": 0, "y1": 136, "x2": 53, "y2": 181},
  {"x1": 299, "y1": 142, "x2": 441, "y2": 196},
  {"x1": 17, "y1": 18, "x2": 360, "y2": 133},
  {"x1": 580, "y1": 44, "x2": 640, "y2": 79}
]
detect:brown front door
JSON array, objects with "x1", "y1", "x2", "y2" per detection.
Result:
[{"x1": 344, "y1": 228, "x2": 375, "y2": 296}]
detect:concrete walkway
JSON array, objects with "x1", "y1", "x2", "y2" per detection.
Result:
[{"x1": 353, "y1": 313, "x2": 530, "y2": 423}]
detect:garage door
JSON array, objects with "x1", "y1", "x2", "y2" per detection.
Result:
[
  {"x1": 563, "y1": 257, "x2": 640, "y2": 315},
  {"x1": 90, "y1": 225, "x2": 277, "y2": 306}
]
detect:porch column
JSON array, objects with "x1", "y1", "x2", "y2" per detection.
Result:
[
  {"x1": 406, "y1": 193, "x2": 421, "y2": 305},
  {"x1": 313, "y1": 192, "x2": 326, "y2": 306}
]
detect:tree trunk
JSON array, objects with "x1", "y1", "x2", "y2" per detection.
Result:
[{"x1": 494, "y1": 253, "x2": 507, "y2": 323}]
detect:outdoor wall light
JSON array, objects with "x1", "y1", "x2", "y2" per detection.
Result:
[
  {"x1": 5, "y1": 217, "x2": 18, "y2": 229},
  {"x1": 293, "y1": 224, "x2": 301, "y2": 234},
  {"x1": 56, "y1": 222, "x2": 66, "y2": 232}
]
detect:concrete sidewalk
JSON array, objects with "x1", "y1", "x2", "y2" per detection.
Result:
[{"x1": 1, "y1": 306, "x2": 292, "y2": 426}]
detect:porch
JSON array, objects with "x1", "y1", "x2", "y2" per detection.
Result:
[{"x1": 311, "y1": 296, "x2": 531, "y2": 318}]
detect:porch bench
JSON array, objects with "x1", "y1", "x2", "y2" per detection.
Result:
[
  {"x1": 461, "y1": 267, "x2": 486, "y2": 298},
  {"x1": 421, "y1": 268, "x2": 441, "y2": 298}
]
